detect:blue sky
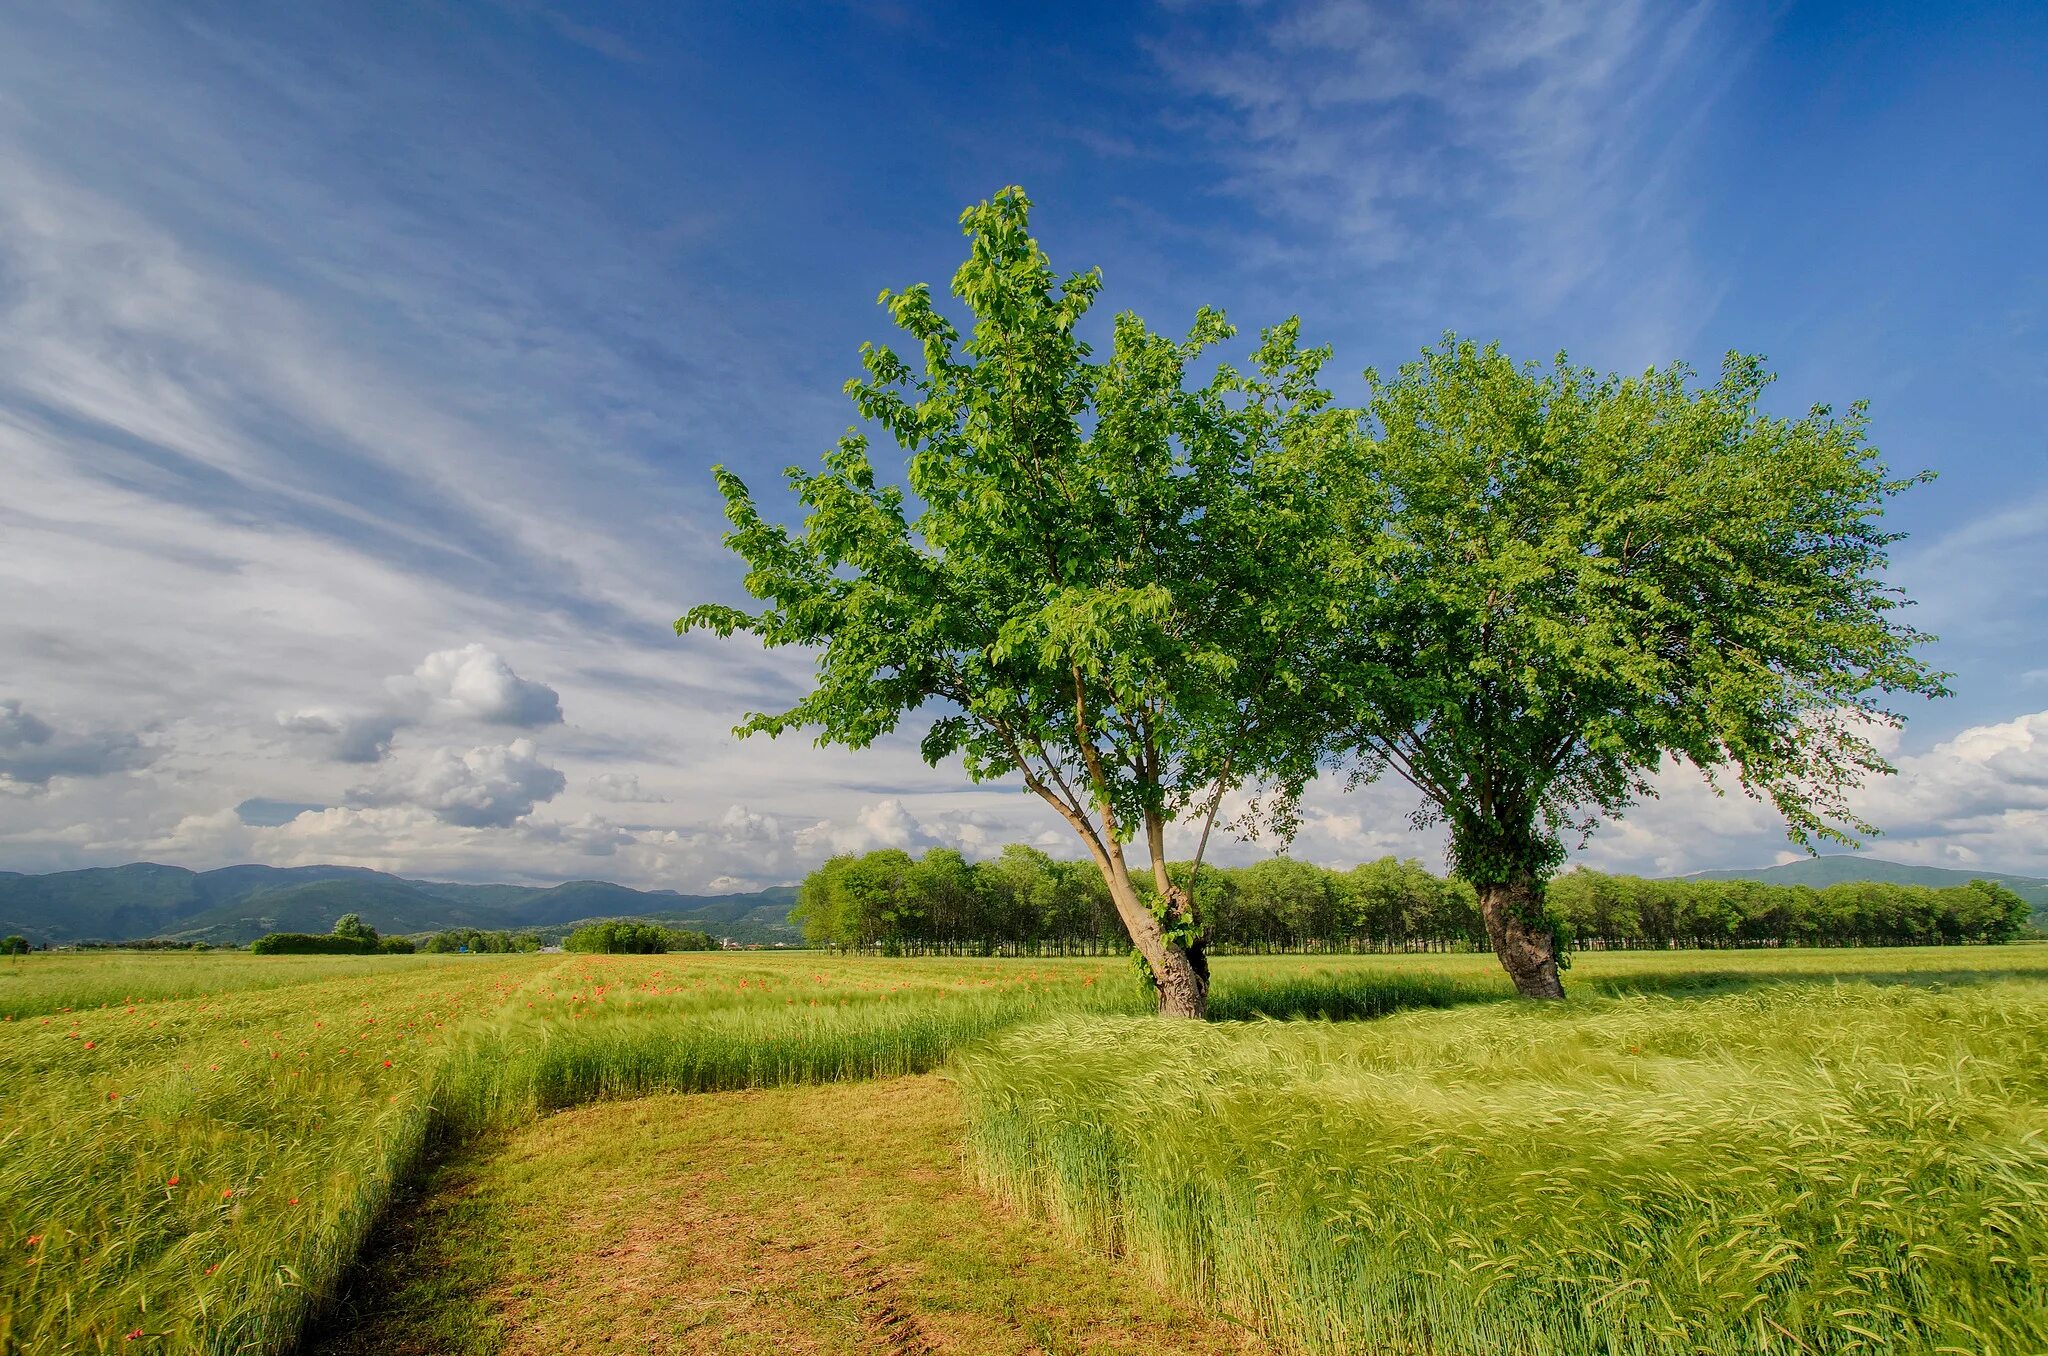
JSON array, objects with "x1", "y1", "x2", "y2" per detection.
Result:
[{"x1": 2, "y1": 0, "x2": 2044, "y2": 888}]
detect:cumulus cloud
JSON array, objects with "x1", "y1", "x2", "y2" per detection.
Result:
[
  {"x1": 589, "y1": 771, "x2": 667, "y2": 803},
  {"x1": 794, "y1": 798, "x2": 941, "y2": 856},
  {"x1": 521, "y1": 812, "x2": 634, "y2": 856},
  {"x1": 1850, "y1": 711, "x2": 2048, "y2": 869},
  {"x1": 352, "y1": 738, "x2": 566, "y2": 828},
  {"x1": 0, "y1": 699, "x2": 156, "y2": 787},
  {"x1": 717, "y1": 804, "x2": 781, "y2": 843},
  {"x1": 276, "y1": 645, "x2": 560, "y2": 765},
  {"x1": 1563, "y1": 708, "x2": 2048, "y2": 877},
  {"x1": 394, "y1": 644, "x2": 562, "y2": 727},
  {"x1": 276, "y1": 707, "x2": 407, "y2": 764}
]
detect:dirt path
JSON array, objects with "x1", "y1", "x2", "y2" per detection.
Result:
[{"x1": 313, "y1": 1075, "x2": 1266, "y2": 1354}]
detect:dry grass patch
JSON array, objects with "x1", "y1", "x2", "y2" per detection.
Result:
[{"x1": 315, "y1": 1075, "x2": 1262, "y2": 1355}]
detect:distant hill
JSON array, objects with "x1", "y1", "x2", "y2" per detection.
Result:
[
  {"x1": 1681, "y1": 856, "x2": 2048, "y2": 929},
  {"x1": 0, "y1": 862, "x2": 801, "y2": 946}
]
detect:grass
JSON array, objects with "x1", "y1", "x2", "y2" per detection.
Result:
[
  {"x1": 5, "y1": 946, "x2": 2042, "y2": 1353},
  {"x1": 0, "y1": 951, "x2": 435, "y2": 1019},
  {"x1": 310, "y1": 1075, "x2": 1260, "y2": 1355},
  {"x1": 957, "y1": 950, "x2": 2048, "y2": 1355},
  {"x1": 0, "y1": 951, "x2": 1170, "y2": 1353}
]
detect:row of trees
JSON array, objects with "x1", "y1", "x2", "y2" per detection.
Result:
[
  {"x1": 250, "y1": 912, "x2": 416, "y2": 955},
  {"x1": 796, "y1": 846, "x2": 2033, "y2": 954},
  {"x1": 562, "y1": 920, "x2": 717, "y2": 954},
  {"x1": 419, "y1": 928, "x2": 546, "y2": 954},
  {"x1": 681, "y1": 186, "x2": 1949, "y2": 1012}
]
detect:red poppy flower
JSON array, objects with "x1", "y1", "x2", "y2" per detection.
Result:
[
  {"x1": 220, "y1": 1188, "x2": 233, "y2": 1199},
  {"x1": 167, "y1": 1176, "x2": 179, "y2": 1187}
]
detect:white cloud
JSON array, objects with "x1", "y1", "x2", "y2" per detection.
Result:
[
  {"x1": 1567, "y1": 709, "x2": 2048, "y2": 878},
  {"x1": 351, "y1": 738, "x2": 566, "y2": 828},
  {"x1": 521, "y1": 813, "x2": 635, "y2": 857},
  {"x1": 589, "y1": 771, "x2": 667, "y2": 803},
  {"x1": 278, "y1": 645, "x2": 560, "y2": 764},
  {"x1": 794, "y1": 797, "x2": 940, "y2": 856},
  {"x1": 394, "y1": 643, "x2": 563, "y2": 727},
  {"x1": 716, "y1": 804, "x2": 781, "y2": 843},
  {"x1": 0, "y1": 699, "x2": 157, "y2": 788}
]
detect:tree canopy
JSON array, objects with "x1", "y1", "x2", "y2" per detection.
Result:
[
  {"x1": 563, "y1": 920, "x2": 714, "y2": 954},
  {"x1": 680, "y1": 187, "x2": 1947, "y2": 1007},
  {"x1": 1321, "y1": 339, "x2": 1948, "y2": 996},
  {"x1": 790, "y1": 846, "x2": 2030, "y2": 955},
  {"x1": 681, "y1": 187, "x2": 1343, "y2": 1016}
]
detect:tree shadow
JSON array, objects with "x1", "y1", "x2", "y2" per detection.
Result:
[
  {"x1": 1208, "y1": 970, "x2": 1507, "y2": 1023},
  {"x1": 1581, "y1": 963, "x2": 2048, "y2": 1001},
  {"x1": 1207, "y1": 955, "x2": 2048, "y2": 1023}
]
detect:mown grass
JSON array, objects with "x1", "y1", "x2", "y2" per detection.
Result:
[
  {"x1": 312, "y1": 1075, "x2": 1262, "y2": 1355},
  {"x1": 957, "y1": 953, "x2": 2048, "y2": 1355}
]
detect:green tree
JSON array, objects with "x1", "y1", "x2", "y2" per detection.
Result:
[
  {"x1": 1323, "y1": 339, "x2": 1947, "y2": 996},
  {"x1": 331, "y1": 912, "x2": 378, "y2": 945},
  {"x1": 680, "y1": 188, "x2": 1338, "y2": 1016},
  {"x1": 0, "y1": 935, "x2": 29, "y2": 956},
  {"x1": 564, "y1": 920, "x2": 686, "y2": 954}
]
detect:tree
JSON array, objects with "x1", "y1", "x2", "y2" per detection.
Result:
[
  {"x1": 331, "y1": 913, "x2": 378, "y2": 945},
  {"x1": 1321, "y1": 338, "x2": 1947, "y2": 996},
  {"x1": 563, "y1": 920, "x2": 709, "y2": 954},
  {"x1": 0, "y1": 935, "x2": 29, "y2": 956},
  {"x1": 680, "y1": 188, "x2": 1339, "y2": 1016}
]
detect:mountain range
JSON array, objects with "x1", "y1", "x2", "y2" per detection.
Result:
[{"x1": 0, "y1": 862, "x2": 800, "y2": 946}]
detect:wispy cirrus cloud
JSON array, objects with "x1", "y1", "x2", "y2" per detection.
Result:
[{"x1": 1149, "y1": 0, "x2": 1736, "y2": 359}]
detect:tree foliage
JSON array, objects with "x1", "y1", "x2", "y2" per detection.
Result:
[
  {"x1": 678, "y1": 186, "x2": 1949, "y2": 1006},
  {"x1": 563, "y1": 920, "x2": 714, "y2": 954},
  {"x1": 793, "y1": 847, "x2": 2027, "y2": 953},
  {"x1": 248, "y1": 931, "x2": 380, "y2": 956},
  {"x1": 1321, "y1": 338, "x2": 1948, "y2": 995},
  {"x1": 420, "y1": 927, "x2": 544, "y2": 954},
  {"x1": 330, "y1": 913, "x2": 378, "y2": 945},
  {"x1": 681, "y1": 188, "x2": 1342, "y2": 1016}
]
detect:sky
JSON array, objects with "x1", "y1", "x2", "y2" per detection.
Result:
[{"x1": 2, "y1": 0, "x2": 2045, "y2": 891}]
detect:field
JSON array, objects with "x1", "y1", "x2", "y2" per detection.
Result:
[{"x1": 2, "y1": 947, "x2": 2045, "y2": 1353}]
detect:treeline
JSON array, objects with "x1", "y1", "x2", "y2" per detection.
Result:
[
  {"x1": 795, "y1": 847, "x2": 2034, "y2": 954},
  {"x1": 563, "y1": 920, "x2": 717, "y2": 954},
  {"x1": 420, "y1": 928, "x2": 545, "y2": 954},
  {"x1": 248, "y1": 932, "x2": 415, "y2": 955},
  {"x1": 250, "y1": 912, "x2": 415, "y2": 955}
]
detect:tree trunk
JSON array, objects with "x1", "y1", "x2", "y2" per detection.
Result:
[
  {"x1": 1152, "y1": 939, "x2": 1209, "y2": 1019},
  {"x1": 1477, "y1": 871, "x2": 1565, "y2": 999}
]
